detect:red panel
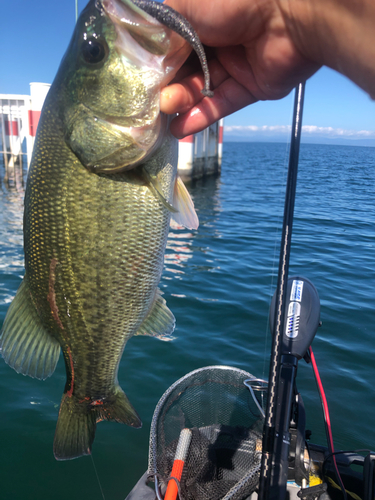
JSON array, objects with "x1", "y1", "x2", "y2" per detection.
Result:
[
  {"x1": 179, "y1": 135, "x2": 194, "y2": 143},
  {"x1": 4, "y1": 120, "x2": 19, "y2": 136},
  {"x1": 218, "y1": 126, "x2": 224, "y2": 144},
  {"x1": 28, "y1": 110, "x2": 41, "y2": 137}
]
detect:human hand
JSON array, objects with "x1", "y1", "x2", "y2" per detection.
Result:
[{"x1": 160, "y1": 0, "x2": 320, "y2": 138}]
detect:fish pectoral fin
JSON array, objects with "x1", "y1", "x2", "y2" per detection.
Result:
[
  {"x1": 142, "y1": 167, "x2": 178, "y2": 213},
  {"x1": 171, "y1": 176, "x2": 199, "y2": 229},
  {"x1": 0, "y1": 278, "x2": 60, "y2": 380},
  {"x1": 136, "y1": 289, "x2": 176, "y2": 341}
]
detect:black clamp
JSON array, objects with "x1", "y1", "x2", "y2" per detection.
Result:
[{"x1": 297, "y1": 482, "x2": 329, "y2": 500}]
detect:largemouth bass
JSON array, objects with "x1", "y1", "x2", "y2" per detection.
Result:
[{"x1": 0, "y1": 0, "x2": 211, "y2": 460}]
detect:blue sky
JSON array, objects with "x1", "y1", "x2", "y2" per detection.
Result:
[{"x1": 2, "y1": 0, "x2": 375, "y2": 145}]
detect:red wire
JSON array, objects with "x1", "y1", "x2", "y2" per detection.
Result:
[{"x1": 309, "y1": 346, "x2": 347, "y2": 500}]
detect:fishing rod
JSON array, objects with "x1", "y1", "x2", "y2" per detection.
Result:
[{"x1": 258, "y1": 82, "x2": 306, "y2": 500}]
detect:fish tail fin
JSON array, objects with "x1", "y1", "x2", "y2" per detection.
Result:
[
  {"x1": 53, "y1": 387, "x2": 141, "y2": 460},
  {"x1": 53, "y1": 394, "x2": 97, "y2": 461},
  {"x1": 98, "y1": 386, "x2": 142, "y2": 429}
]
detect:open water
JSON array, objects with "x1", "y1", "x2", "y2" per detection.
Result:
[{"x1": 0, "y1": 142, "x2": 374, "y2": 500}]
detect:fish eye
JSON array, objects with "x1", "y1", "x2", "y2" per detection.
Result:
[{"x1": 81, "y1": 38, "x2": 108, "y2": 66}]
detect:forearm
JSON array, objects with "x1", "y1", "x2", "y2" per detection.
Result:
[{"x1": 278, "y1": 0, "x2": 375, "y2": 98}]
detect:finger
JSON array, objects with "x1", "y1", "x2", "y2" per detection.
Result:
[
  {"x1": 161, "y1": 58, "x2": 231, "y2": 115},
  {"x1": 161, "y1": 79, "x2": 204, "y2": 115},
  {"x1": 169, "y1": 77, "x2": 258, "y2": 138}
]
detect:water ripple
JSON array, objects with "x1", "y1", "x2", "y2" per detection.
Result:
[{"x1": 0, "y1": 143, "x2": 374, "y2": 499}]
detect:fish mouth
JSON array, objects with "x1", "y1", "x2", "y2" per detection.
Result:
[
  {"x1": 94, "y1": 0, "x2": 189, "y2": 172},
  {"x1": 101, "y1": 0, "x2": 190, "y2": 87},
  {"x1": 65, "y1": 0, "x2": 191, "y2": 174}
]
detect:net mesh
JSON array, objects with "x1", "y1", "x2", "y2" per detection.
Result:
[{"x1": 148, "y1": 366, "x2": 266, "y2": 500}]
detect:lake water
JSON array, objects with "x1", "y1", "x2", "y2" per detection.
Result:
[{"x1": 0, "y1": 142, "x2": 374, "y2": 500}]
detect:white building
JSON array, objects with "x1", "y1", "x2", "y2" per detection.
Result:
[{"x1": 0, "y1": 83, "x2": 223, "y2": 188}]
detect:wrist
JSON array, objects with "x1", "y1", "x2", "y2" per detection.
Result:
[{"x1": 277, "y1": 0, "x2": 375, "y2": 98}]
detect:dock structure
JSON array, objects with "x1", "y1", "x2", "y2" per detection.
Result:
[
  {"x1": 178, "y1": 119, "x2": 224, "y2": 182},
  {"x1": 0, "y1": 83, "x2": 223, "y2": 189},
  {"x1": 0, "y1": 83, "x2": 50, "y2": 190},
  {"x1": 0, "y1": 94, "x2": 30, "y2": 191}
]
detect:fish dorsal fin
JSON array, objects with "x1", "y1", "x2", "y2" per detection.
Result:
[
  {"x1": 0, "y1": 278, "x2": 60, "y2": 380},
  {"x1": 136, "y1": 289, "x2": 175, "y2": 341},
  {"x1": 171, "y1": 176, "x2": 199, "y2": 229}
]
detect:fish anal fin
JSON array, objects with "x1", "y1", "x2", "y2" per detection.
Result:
[
  {"x1": 136, "y1": 289, "x2": 176, "y2": 341},
  {"x1": 97, "y1": 386, "x2": 142, "y2": 428},
  {"x1": 0, "y1": 278, "x2": 60, "y2": 380},
  {"x1": 171, "y1": 176, "x2": 199, "y2": 229}
]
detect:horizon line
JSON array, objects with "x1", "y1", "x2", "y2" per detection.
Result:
[{"x1": 224, "y1": 124, "x2": 375, "y2": 139}]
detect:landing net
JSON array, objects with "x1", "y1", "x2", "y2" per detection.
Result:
[{"x1": 148, "y1": 365, "x2": 266, "y2": 500}]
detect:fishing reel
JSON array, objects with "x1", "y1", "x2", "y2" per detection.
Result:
[{"x1": 268, "y1": 276, "x2": 321, "y2": 491}]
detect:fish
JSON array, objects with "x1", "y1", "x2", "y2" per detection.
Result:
[{"x1": 0, "y1": 0, "x2": 212, "y2": 460}]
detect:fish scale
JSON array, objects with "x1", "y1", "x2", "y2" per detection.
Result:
[
  {"x1": 24, "y1": 92, "x2": 178, "y2": 458},
  {"x1": 27, "y1": 102, "x2": 173, "y2": 364},
  {"x1": 0, "y1": 0, "x2": 207, "y2": 460}
]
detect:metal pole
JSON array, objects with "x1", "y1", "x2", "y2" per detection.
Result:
[
  {"x1": 258, "y1": 82, "x2": 306, "y2": 500},
  {"x1": 1, "y1": 99, "x2": 9, "y2": 171}
]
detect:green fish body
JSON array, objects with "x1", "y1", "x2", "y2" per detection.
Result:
[{"x1": 0, "y1": 0, "x2": 200, "y2": 460}]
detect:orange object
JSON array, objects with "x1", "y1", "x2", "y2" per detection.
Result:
[{"x1": 164, "y1": 428, "x2": 192, "y2": 500}]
